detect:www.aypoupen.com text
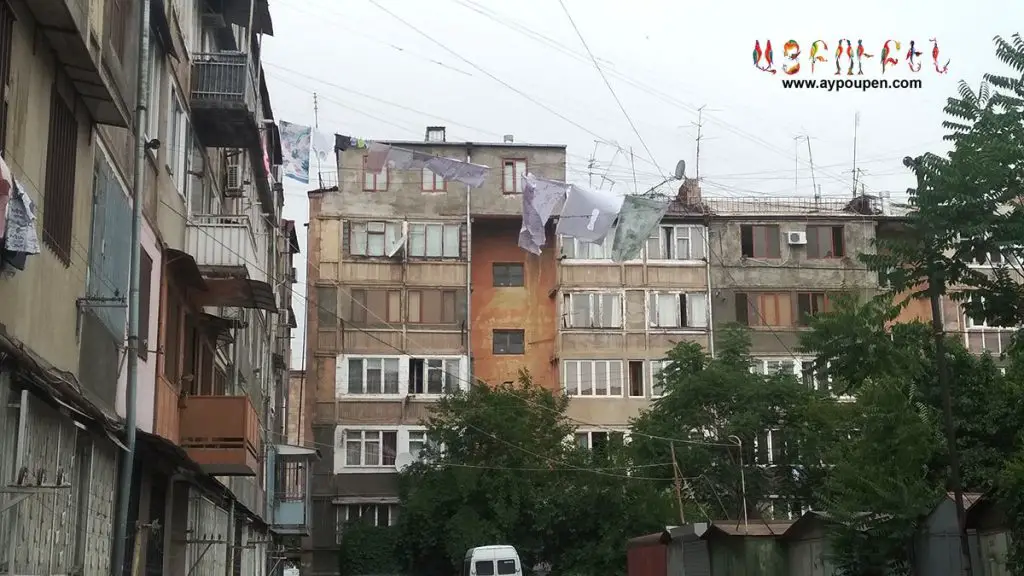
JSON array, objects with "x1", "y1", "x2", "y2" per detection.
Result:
[{"x1": 781, "y1": 78, "x2": 923, "y2": 92}]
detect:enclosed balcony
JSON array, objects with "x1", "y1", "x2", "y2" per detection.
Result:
[
  {"x1": 191, "y1": 51, "x2": 261, "y2": 150},
  {"x1": 179, "y1": 395, "x2": 262, "y2": 476},
  {"x1": 269, "y1": 445, "x2": 319, "y2": 535},
  {"x1": 186, "y1": 214, "x2": 267, "y2": 283}
]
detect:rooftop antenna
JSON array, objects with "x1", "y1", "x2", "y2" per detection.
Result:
[
  {"x1": 792, "y1": 135, "x2": 803, "y2": 194},
  {"x1": 587, "y1": 141, "x2": 599, "y2": 188},
  {"x1": 313, "y1": 92, "x2": 323, "y2": 189},
  {"x1": 630, "y1": 147, "x2": 638, "y2": 194},
  {"x1": 852, "y1": 111, "x2": 860, "y2": 198},
  {"x1": 804, "y1": 133, "x2": 819, "y2": 202}
]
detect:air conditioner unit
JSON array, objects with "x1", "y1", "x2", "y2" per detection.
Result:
[
  {"x1": 787, "y1": 231, "x2": 808, "y2": 245},
  {"x1": 224, "y1": 159, "x2": 243, "y2": 198}
]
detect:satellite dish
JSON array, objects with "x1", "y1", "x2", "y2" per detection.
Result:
[
  {"x1": 395, "y1": 452, "x2": 415, "y2": 472},
  {"x1": 673, "y1": 160, "x2": 687, "y2": 180}
]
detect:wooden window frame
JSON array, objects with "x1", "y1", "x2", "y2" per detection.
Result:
[
  {"x1": 492, "y1": 329, "x2": 525, "y2": 355},
  {"x1": 501, "y1": 158, "x2": 528, "y2": 194},
  {"x1": 42, "y1": 86, "x2": 79, "y2": 266},
  {"x1": 421, "y1": 165, "x2": 447, "y2": 192},
  {"x1": 362, "y1": 155, "x2": 389, "y2": 192},
  {"x1": 740, "y1": 224, "x2": 782, "y2": 259},
  {"x1": 806, "y1": 225, "x2": 846, "y2": 259},
  {"x1": 735, "y1": 292, "x2": 793, "y2": 327},
  {"x1": 796, "y1": 291, "x2": 829, "y2": 326}
]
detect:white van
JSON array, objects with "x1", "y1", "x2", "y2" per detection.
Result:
[{"x1": 463, "y1": 545, "x2": 522, "y2": 576}]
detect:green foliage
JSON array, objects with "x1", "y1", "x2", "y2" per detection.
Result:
[
  {"x1": 630, "y1": 326, "x2": 850, "y2": 521},
  {"x1": 338, "y1": 522, "x2": 402, "y2": 576}
]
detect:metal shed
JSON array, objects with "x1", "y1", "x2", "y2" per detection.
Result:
[{"x1": 965, "y1": 495, "x2": 1012, "y2": 576}]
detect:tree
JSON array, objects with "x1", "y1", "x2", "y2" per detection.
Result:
[{"x1": 629, "y1": 327, "x2": 849, "y2": 522}]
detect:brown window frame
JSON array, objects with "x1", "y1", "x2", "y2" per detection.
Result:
[
  {"x1": 796, "y1": 292, "x2": 830, "y2": 326},
  {"x1": 106, "y1": 0, "x2": 128, "y2": 58},
  {"x1": 361, "y1": 155, "x2": 389, "y2": 192},
  {"x1": 349, "y1": 288, "x2": 401, "y2": 325},
  {"x1": 735, "y1": 292, "x2": 793, "y2": 327},
  {"x1": 420, "y1": 165, "x2": 447, "y2": 192},
  {"x1": 806, "y1": 225, "x2": 846, "y2": 259},
  {"x1": 740, "y1": 224, "x2": 781, "y2": 259},
  {"x1": 138, "y1": 250, "x2": 153, "y2": 360},
  {"x1": 501, "y1": 158, "x2": 528, "y2": 194},
  {"x1": 42, "y1": 86, "x2": 79, "y2": 266}
]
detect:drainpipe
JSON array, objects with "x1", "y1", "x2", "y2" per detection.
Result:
[
  {"x1": 704, "y1": 226, "x2": 715, "y2": 358},
  {"x1": 465, "y1": 146, "x2": 472, "y2": 384},
  {"x1": 112, "y1": 1, "x2": 151, "y2": 574}
]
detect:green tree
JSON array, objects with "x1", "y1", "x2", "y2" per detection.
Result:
[{"x1": 629, "y1": 327, "x2": 848, "y2": 522}]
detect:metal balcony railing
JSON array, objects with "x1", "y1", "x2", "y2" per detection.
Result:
[
  {"x1": 190, "y1": 51, "x2": 259, "y2": 112},
  {"x1": 185, "y1": 214, "x2": 266, "y2": 283}
]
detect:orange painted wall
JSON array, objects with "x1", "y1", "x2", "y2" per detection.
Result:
[
  {"x1": 470, "y1": 219, "x2": 559, "y2": 391},
  {"x1": 892, "y1": 286, "x2": 933, "y2": 325}
]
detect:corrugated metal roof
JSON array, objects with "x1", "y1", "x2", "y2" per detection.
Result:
[{"x1": 705, "y1": 521, "x2": 794, "y2": 537}]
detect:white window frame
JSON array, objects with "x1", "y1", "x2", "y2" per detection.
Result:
[
  {"x1": 408, "y1": 222, "x2": 461, "y2": 258},
  {"x1": 964, "y1": 295, "x2": 1014, "y2": 330},
  {"x1": 166, "y1": 89, "x2": 188, "y2": 198},
  {"x1": 335, "y1": 502, "x2": 399, "y2": 543},
  {"x1": 574, "y1": 429, "x2": 629, "y2": 449},
  {"x1": 562, "y1": 359, "x2": 624, "y2": 397},
  {"x1": 341, "y1": 429, "x2": 399, "y2": 469},
  {"x1": 750, "y1": 357, "x2": 852, "y2": 401},
  {"x1": 408, "y1": 356, "x2": 464, "y2": 396},
  {"x1": 647, "y1": 291, "x2": 709, "y2": 330},
  {"x1": 649, "y1": 360, "x2": 671, "y2": 398},
  {"x1": 350, "y1": 220, "x2": 403, "y2": 257},
  {"x1": 146, "y1": 39, "x2": 164, "y2": 144},
  {"x1": 646, "y1": 224, "x2": 706, "y2": 262},
  {"x1": 343, "y1": 357, "x2": 402, "y2": 396},
  {"x1": 562, "y1": 291, "x2": 623, "y2": 329},
  {"x1": 560, "y1": 231, "x2": 616, "y2": 262}
]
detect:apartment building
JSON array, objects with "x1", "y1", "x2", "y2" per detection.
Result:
[
  {"x1": 303, "y1": 127, "x2": 566, "y2": 574},
  {"x1": 555, "y1": 179, "x2": 711, "y2": 445}
]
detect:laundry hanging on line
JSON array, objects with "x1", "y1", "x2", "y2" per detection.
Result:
[
  {"x1": 334, "y1": 134, "x2": 367, "y2": 151},
  {"x1": 518, "y1": 173, "x2": 569, "y2": 255},
  {"x1": 610, "y1": 195, "x2": 671, "y2": 262},
  {"x1": 279, "y1": 120, "x2": 312, "y2": 184},
  {"x1": 555, "y1": 183, "x2": 625, "y2": 243},
  {"x1": 364, "y1": 142, "x2": 490, "y2": 188}
]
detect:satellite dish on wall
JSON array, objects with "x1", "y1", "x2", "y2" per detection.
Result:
[
  {"x1": 395, "y1": 452, "x2": 415, "y2": 472},
  {"x1": 673, "y1": 160, "x2": 687, "y2": 180}
]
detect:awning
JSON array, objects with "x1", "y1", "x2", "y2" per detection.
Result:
[
  {"x1": 199, "y1": 313, "x2": 242, "y2": 344},
  {"x1": 151, "y1": 0, "x2": 180, "y2": 60},
  {"x1": 282, "y1": 220, "x2": 300, "y2": 254},
  {"x1": 164, "y1": 249, "x2": 208, "y2": 291},
  {"x1": 286, "y1": 306, "x2": 298, "y2": 328},
  {"x1": 192, "y1": 278, "x2": 277, "y2": 311}
]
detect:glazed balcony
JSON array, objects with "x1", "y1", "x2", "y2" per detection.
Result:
[
  {"x1": 190, "y1": 51, "x2": 261, "y2": 150},
  {"x1": 185, "y1": 214, "x2": 267, "y2": 284},
  {"x1": 269, "y1": 445, "x2": 319, "y2": 535},
  {"x1": 179, "y1": 395, "x2": 262, "y2": 476}
]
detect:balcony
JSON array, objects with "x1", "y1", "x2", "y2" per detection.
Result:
[
  {"x1": 179, "y1": 395, "x2": 262, "y2": 476},
  {"x1": 190, "y1": 51, "x2": 261, "y2": 150},
  {"x1": 186, "y1": 214, "x2": 267, "y2": 284},
  {"x1": 269, "y1": 445, "x2": 319, "y2": 535}
]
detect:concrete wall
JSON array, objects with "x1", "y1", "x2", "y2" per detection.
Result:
[{"x1": 471, "y1": 219, "x2": 559, "y2": 389}]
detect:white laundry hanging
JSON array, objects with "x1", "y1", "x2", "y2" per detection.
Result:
[{"x1": 555, "y1": 184, "x2": 625, "y2": 243}]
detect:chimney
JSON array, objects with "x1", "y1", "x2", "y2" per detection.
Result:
[
  {"x1": 503, "y1": 134, "x2": 514, "y2": 143},
  {"x1": 677, "y1": 178, "x2": 701, "y2": 205},
  {"x1": 425, "y1": 126, "x2": 446, "y2": 142}
]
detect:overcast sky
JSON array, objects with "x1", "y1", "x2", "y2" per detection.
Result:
[{"x1": 264, "y1": 0, "x2": 1024, "y2": 368}]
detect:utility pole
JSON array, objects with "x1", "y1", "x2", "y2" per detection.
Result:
[
  {"x1": 908, "y1": 155, "x2": 973, "y2": 576},
  {"x1": 630, "y1": 147, "x2": 637, "y2": 194},
  {"x1": 112, "y1": 0, "x2": 151, "y2": 574}
]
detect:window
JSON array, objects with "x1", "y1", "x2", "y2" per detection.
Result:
[
  {"x1": 166, "y1": 91, "x2": 188, "y2": 197},
  {"x1": 751, "y1": 358, "x2": 799, "y2": 376},
  {"x1": 138, "y1": 250, "x2": 153, "y2": 360},
  {"x1": 562, "y1": 360, "x2": 624, "y2": 397},
  {"x1": 362, "y1": 155, "x2": 389, "y2": 191},
  {"x1": 575, "y1": 430, "x2": 625, "y2": 450},
  {"x1": 806, "y1": 225, "x2": 845, "y2": 258},
  {"x1": 735, "y1": 293, "x2": 792, "y2": 327},
  {"x1": 628, "y1": 361, "x2": 644, "y2": 397},
  {"x1": 349, "y1": 289, "x2": 401, "y2": 325},
  {"x1": 344, "y1": 430, "x2": 398, "y2": 467},
  {"x1": 42, "y1": 87, "x2": 79, "y2": 266},
  {"x1": 493, "y1": 330, "x2": 525, "y2": 354},
  {"x1": 796, "y1": 292, "x2": 829, "y2": 326},
  {"x1": 336, "y1": 503, "x2": 398, "y2": 542},
  {"x1": 409, "y1": 430, "x2": 435, "y2": 460},
  {"x1": 562, "y1": 292, "x2": 622, "y2": 328},
  {"x1": 502, "y1": 158, "x2": 527, "y2": 193},
  {"x1": 476, "y1": 562, "x2": 496, "y2": 576},
  {"x1": 106, "y1": 0, "x2": 129, "y2": 56},
  {"x1": 163, "y1": 290, "x2": 182, "y2": 382},
  {"x1": 755, "y1": 429, "x2": 786, "y2": 465},
  {"x1": 349, "y1": 221, "x2": 403, "y2": 257},
  {"x1": 801, "y1": 360, "x2": 832, "y2": 393},
  {"x1": 409, "y1": 358, "x2": 461, "y2": 394},
  {"x1": 561, "y1": 233, "x2": 613, "y2": 260},
  {"x1": 408, "y1": 289, "x2": 464, "y2": 324},
  {"x1": 421, "y1": 165, "x2": 447, "y2": 191},
  {"x1": 408, "y1": 222, "x2": 460, "y2": 258},
  {"x1": 0, "y1": 1, "x2": 15, "y2": 156},
  {"x1": 740, "y1": 225, "x2": 781, "y2": 258},
  {"x1": 964, "y1": 295, "x2": 1011, "y2": 329},
  {"x1": 497, "y1": 560, "x2": 517, "y2": 575},
  {"x1": 346, "y1": 358, "x2": 401, "y2": 394},
  {"x1": 648, "y1": 292, "x2": 708, "y2": 329},
  {"x1": 646, "y1": 225, "x2": 706, "y2": 260},
  {"x1": 649, "y1": 360, "x2": 670, "y2": 398},
  {"x1": 492, "y1": 263, "x2": 525, "y2": 287}
]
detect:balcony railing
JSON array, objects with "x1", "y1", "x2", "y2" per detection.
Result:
[
  {"x1": 179, "y1": 395, "x2": 261, "y2": 476},
  {"x1": 186, "y1": 214, "x2": 266, "y2": 283},
  {"x1": 270, "y1": 449, "x2": 316, "y2": 535},
  {"x1": 190, "y1": 51, "x2": 261, "y2": 149}
]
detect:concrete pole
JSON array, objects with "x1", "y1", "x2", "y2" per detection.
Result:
[{"x1": 112, "y1": 0, "x2": 151, "y2": 574}]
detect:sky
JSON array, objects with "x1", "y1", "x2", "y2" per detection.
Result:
[{"x1": 262, "y1": 0, "x2": 1024, "y2": 368}]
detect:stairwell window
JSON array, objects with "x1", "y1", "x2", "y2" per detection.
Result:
[
  {"x1": 492, "y1": 263, "x2": 524, "y2": 287},
  {"x1": 492, "y1": 329, "x2": 525, "y2": 355},
  {"x1": 562, "y1": 360, "x2": 624, "y2": 397},
  {"x1": 502, "y1": 158, "x2": 527, "y2": 194},
  {"x1": 362, "y1": 155, "x2": 389, "y2": 191},
  {"x1": 648, "y1": 292, "x2": 708, "y2": 329},
  {"x1": 646, "y1": 225, "x2": 706, "y2": 260},
  {"x1": 42, "y1": 86, "x2": 79, "y2": 266},
  {"x1": 740, "y1": 225, "x2": 781, "y2": 258},
  {"x1": 344, "y1": 430, "x2": 398, "y2": 467},
  {"x1": 346, "y1": 358, "x2": 401, "y2": 395},
  {"x1": 562, "y1": 292, "x2": 622, "y2": 328}
]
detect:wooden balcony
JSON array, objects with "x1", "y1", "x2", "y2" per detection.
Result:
[
  {"x1": 154, "y1": 375, "x2": 181, "y2": 444},
  {"x1": 190, "y1": 51, "x2": 261, "y2": 149},
  {"x1": 180, "y1": 395, "x2": 262, "y2": 476}
]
